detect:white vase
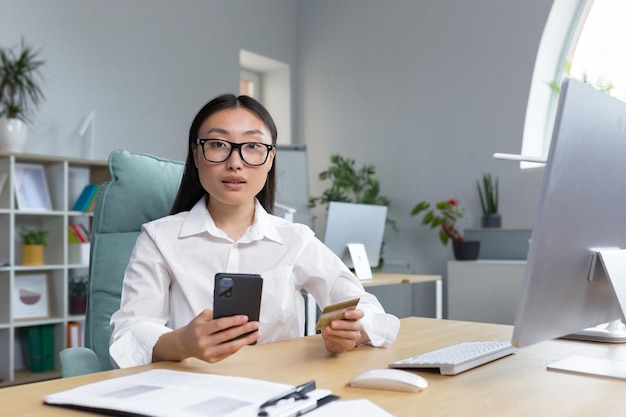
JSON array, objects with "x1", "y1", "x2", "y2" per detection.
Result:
[{"x1": 0, "y1": 118, "x2": 28, "y2": 152}]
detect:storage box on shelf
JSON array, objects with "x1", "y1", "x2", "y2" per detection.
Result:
[{"x1": 0, "y1": 152, "x2": 109, "y2": 387}]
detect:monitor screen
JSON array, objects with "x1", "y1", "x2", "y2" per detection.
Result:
[
  {"x1": 323, "y1": 201, "x2": 387, "y2": 269},
  {"x1": 512, "y1": 78, "x2": 626, "y2": 350}
]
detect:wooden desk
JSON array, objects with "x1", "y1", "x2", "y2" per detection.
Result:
[
  {"x1": 304, "y1": 273, "x2": 442, "y2": 335},
  {"x1": 367, "y1": 272, "x2": 441, "y2": 287},
  {"x1": 3, "y1": 317, "x2": 626, "y2": 416}
]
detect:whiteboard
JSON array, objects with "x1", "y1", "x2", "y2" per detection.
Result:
[{"x1": 275, "y1": 145, "x2": 313, "y2": 227}]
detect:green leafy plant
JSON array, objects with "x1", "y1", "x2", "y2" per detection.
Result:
[
  {"x1": 308, "y1": 154, "x2": 390, "y2": 208},
  {"x1": 69, "y1": 274, "x2": 89, "y2": 298},
  {"x1": 19, "y1": 226, "x2": 48, "y2": 245},
  {"x1": 309, "y1": 154, "x2": 394, "y2": 267},
  {"x1": 0, "y1": 39, "x2": 46, "y2": 122},
  {"x1": 477, "y1": 173, "x2": 499, "y2": 215},
  {"x1": 411, "y1": 198, "x2": 465, "y2": 245},
  {"x1": 548, "y1": 61, "x2": 614, "y2": 95}
]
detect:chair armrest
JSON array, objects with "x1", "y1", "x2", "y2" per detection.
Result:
[{"x1": 59, "y1": 347, "x2": 103, "y2": 377}]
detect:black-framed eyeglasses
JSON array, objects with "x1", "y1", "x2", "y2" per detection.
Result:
[{"x1": 195, "y1": 138, "x2": 275, "y2": 166}]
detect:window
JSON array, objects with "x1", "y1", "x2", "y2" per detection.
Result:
[
  {"x1": 568, "y1": 0, "x2": 626, "y2": 101},
  {"x1": 240, "y1": 69, "x2": 262, "y2": 101},
  {"x1": 239, "y1": 50, "x2": 291, "y2": 145},
  {"x1": 522, "y1": 0, "x2": 626, "y2": 168}
]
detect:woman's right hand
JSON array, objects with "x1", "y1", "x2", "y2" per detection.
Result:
[{"x1": 152, "y1": 309, "x2": 260, "y2": 363}]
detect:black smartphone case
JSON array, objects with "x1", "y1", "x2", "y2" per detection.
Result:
[{"x1": 213, "y1": 273, "x2": 263, "y2": 338}]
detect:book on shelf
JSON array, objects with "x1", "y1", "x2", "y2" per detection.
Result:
[
  {"x1": 72, "y1": 184, "x2": 100, "y2": 212},
  {"x1": 85, "y1": 185, "x2": 100, "y2": 212},
  {"x1": 68, "y1": 224, "x2": 89, "y2": 243},
  {"x1": 67, "y1": 322, "x2": 82, "y2": 348}
]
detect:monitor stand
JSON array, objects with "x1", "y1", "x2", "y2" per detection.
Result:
[
  {"x1": 347, "y1": 243, "x2": 372, "y2": 280},
  {"x1": 550, "y1": 249, "x2": 626, "y2": 380},
  {"x1": 563, "y1": 319, "x2": 626, "y2": 343},
  {"x1": 562, "y1": 249, "x2": 626, "y2": 343}
]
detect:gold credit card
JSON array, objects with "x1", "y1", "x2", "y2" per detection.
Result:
[{"x1": 315, "y1": 297, "x2": 360, "y2": 331}]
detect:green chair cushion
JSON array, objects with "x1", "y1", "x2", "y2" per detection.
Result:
[
  {"x1": 94, "y1": 150, "x2": 185, "y2": 234},
  {"x1": 81, "y1": 150, "x2": 184, "y2": 372}
]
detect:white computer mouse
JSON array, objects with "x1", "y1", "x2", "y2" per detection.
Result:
[{"x1": 348, "y1": 368, "x2": 428, "y2": 393}]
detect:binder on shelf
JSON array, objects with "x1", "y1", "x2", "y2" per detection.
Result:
[
  {"x1": 67, "y1": 322, "x2": 81, "y2": 348},
  {"x1": 40, "y1": 324, "x2": 55, "y2": 371},
  {"x1": 21, "y1": 326, "x2": 44, "y2": 373},
  {"x1": 72, "y1": 184, "x2": 99, "y2": 212},
  {"x1": 21, "y1": 325, "x2": 56, "y2": 372}
]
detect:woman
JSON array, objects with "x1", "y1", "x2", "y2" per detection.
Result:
[{"x1": 109, "y1": 94, "x2": 400, "y2": 368}]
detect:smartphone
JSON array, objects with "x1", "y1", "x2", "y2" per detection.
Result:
[{"x1": 213, "y1": 273, "x2": 263, "y2": 343}]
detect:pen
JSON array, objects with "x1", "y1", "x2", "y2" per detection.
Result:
[
  {"x1": 260, "y1": 393, "x2": 340, "y2": 417},
  {"x1": 258, "y1": 380, "x2": 316, "y2": 415}
]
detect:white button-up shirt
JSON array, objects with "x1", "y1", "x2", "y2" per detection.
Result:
[{"x1": 109, "y1": 197, "x2": 400, "y2": 368}]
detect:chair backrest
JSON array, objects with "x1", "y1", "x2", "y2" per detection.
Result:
[{"x1": 85, "y1": 150, "x2": 184, "y2": 371}]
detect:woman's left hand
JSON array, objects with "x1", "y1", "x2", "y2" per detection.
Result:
[{"x1": 321, "y1": 309, "x2": 368, "y2": 353}]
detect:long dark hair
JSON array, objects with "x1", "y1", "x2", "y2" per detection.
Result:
[{"x1": 170, "y1": 94, "x2": 278, "y2": 214}]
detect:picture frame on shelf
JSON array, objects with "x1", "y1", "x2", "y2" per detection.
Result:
[
  {"x1": 14, "y1": 163, "x2": 52, "y2": 211},
  {"x1": 13, "y1": 273, "x2": 50, "y2": 320}
]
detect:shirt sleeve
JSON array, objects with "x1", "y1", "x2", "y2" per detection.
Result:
[
  {"x1": 295, "y1": 237, "x2": 401, "y2": 347},
  {"x1": 109, "y1": 224, "x2": 173, "y2": 368}
]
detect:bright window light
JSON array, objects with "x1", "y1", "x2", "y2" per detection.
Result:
[{"x1": 521, "y1": 0, "x2": 626, "y2": 168}]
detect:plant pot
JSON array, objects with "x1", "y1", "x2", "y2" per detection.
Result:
[
  {"x1": 0, "y1": 118, "x2": 28, "y2": 152},
  {"x1": 21, "y1": 244, "x2": 44, "y2": 265},
  {"x1": 69, "y1": 296, "x2": 87, "y2": 315},
  {"x1": 452, "y1": 240, "x2": 480, "y2": 261},
  {"x1": 481, "y1": 213, "x2": 501, "y2": 228}
]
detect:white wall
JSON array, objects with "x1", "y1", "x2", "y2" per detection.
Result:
[
  {"x1": 0, "y1": 0, "x2": 297, "y2": 161},
  {"x1": 2, "y1": 0, "x2": 556, "y2": 278},
  {"x1": 297, "y1": 0, "x2": 552, "y2": 275}
]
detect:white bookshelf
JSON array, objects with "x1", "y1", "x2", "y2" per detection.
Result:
[{"x1": 0, "y1": 152, "x2": 109, "y2": 386}]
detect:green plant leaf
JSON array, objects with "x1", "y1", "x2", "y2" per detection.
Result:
[{"x1": 0, "y1": 39, "x2": 46, "y2": 123}]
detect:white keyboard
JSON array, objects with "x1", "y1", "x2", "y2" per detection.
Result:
[{"x1": 389, "y1": 341, "x2": 516, "y2": 375}]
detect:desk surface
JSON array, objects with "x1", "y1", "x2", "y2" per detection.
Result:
[
  {"x1": 3, "y1": 317, "x2": 626, "y2": 416},
  {"x1": 365, "y1": 272, "x2": 441, "y2": 287}
]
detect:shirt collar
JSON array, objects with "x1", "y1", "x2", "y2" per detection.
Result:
[{"x1": 179, "y1": 196, "x2": 284, "y2": 245}]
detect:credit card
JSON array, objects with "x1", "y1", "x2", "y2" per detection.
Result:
[{"x1": 315, "y1": 297, "x2": 360, "y2": 331}]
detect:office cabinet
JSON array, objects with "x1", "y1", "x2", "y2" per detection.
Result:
[{"x1": 447, "y1": 260, "x2": 526, "y2": 325}]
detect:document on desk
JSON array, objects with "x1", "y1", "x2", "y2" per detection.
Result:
[
  {"x1": 44, "y1": 369, "x2": 332, "y2": 417},
  {"x1": 306, "y1": 399, "x2": 395, "y2": 417}
]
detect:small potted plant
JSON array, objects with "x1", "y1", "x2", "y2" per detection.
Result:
[
  {"x1": 19, "y1": 226, "x2": 48, "y2": 265},
  {"x1": 0, "y1": 39, "x2": 46, "y2": 152},
  {"x1": 68, "y1": 274, "x2": 88, "y2": 315},
  {"x1": 410, "y1": 198, "x2": 480, "y2": 260},
  {"x1": 477, "y1": 173, "x2": 501, "y2": 228}
]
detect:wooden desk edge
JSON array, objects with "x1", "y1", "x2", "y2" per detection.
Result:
[{"x1": 365, "y1": 272, "x2": 441, "y2": 287}]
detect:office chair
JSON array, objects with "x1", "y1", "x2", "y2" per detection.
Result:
[{"x1": 59, "y1": 150, "x2": 184, "y2": 377}]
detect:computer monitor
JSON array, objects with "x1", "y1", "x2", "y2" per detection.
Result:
[
  {"x1": 512, "y1": 78, "x2": 626, "y2": 377},
  {"x1": 323, "y1": 201, "x2": 387, "y2": 273}
]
